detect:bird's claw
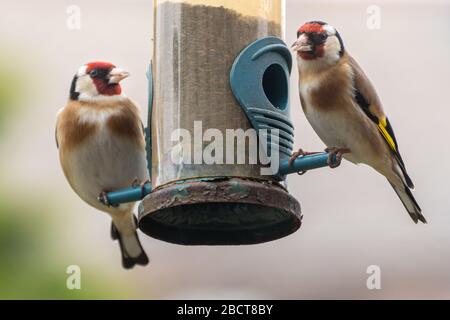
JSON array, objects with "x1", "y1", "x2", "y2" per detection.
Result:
[
  {"x1": 325, "y1": 147, "x2": 351, "y2": 169},
  {"x1": 289, "y1": 149, "x2": 320, "y2": 166},
  {"x1": 138, "y1": 179, "x2": 150, "y2": 199},
  {"x1": 98, "y1": 191, "x2": 111, "y2": 207},
  {"x1": 98, "y1": 191, "x2": 120, "y2": 208},
  {"x1": 131, "y1": 178, "x2": 140, "y2": 188},
  {"x1": 131, "y1": 178, "x2": 150, "y2": 200},
  {"x1": 289, "y1": 149, "x2": 321, "y2": 175}
]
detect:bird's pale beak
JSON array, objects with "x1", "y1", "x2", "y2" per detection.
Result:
[
  {"x1": 108, "y1": 68, "x2": 130, "y2": 84},
  {"x1": 291, "y1": 34, "x2": 313, "y2": 53}
]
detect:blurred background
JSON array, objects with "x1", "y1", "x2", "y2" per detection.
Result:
[{"x1": 0, "y1": 0, "x2": 449, "y2": 299}]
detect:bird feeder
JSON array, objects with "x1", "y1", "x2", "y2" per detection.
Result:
[{"x1": 104, "y1": 0, "x2": 335, "y2": 246}]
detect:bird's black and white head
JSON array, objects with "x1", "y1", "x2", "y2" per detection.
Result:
[
  {"x1": 70, "y1": 61, "x2": 130, "y2": 101},
  {"x1": 292, "y1": 21, "x2": 345, "y2": 70}
]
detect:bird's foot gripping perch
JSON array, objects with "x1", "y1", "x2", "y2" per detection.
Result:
[
  {"x1": 98, "y1": 191, "x2": 119, "y2": 208},
  {"x1": 288, "y1": 149, "x2": 322, "y2": 175},
  {"x1": 325, "y1": 147, "x2": 351, "y2": 169},
  {"x1": 284, "y1": 147, "x2": 346, "y2": 176},
  {"x1": 131, "y1": 178, "x2": 151, "y2": 199},
  {"x1": 289, "y1": 149, "x2": 322, "y2": 166}
]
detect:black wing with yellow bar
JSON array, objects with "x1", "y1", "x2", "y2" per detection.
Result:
[{"x1": 354, "y1": 90, "x2": 414, "y2": 188}]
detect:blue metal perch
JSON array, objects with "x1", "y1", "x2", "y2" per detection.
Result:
[
  {"x1": 279, "y1": 152, "x2": 333, "y2": 175},
  {"x1": 106, "y1": 183, "x2": 153, "y2": 208},
  {"x1": 104, "y1": 152, "x2": 333, "y2": 207}
]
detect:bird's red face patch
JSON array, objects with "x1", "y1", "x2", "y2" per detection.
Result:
[
  {"x1": 298, "y1": 44, "x2": 325, "y2": 61},
  {"x1": 86, "y1": 61, "x2": 116, "y2": 73},
  {"x1": 85, "y1": 61, "x2": 122, "y2": 96},
  {"x1": 92, "y1": 78, "x2": 122, "y2": 96},
  {"x1": 298, "y1": 49, "x2": 320, "y2": 60},
  {"x1": 298, "y1": 23, "x2": 324, "y2": 35}
]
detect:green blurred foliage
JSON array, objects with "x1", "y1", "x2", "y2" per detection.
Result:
[
  {"x1": 0, "y1": 60, "x2": 22, "y2": 131},
  {"x1": 0, "y1": 193, "x2": 132, "y2": 299}
]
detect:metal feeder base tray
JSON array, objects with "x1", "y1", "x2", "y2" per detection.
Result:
[{"x1": 138, "y1": 178, "x2": 302, "y2": 246}]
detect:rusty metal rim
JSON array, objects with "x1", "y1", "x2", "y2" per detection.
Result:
[
  {"x1": 151, "y1": 175, "x2": 285, "y2": 193},
  {"x1": 139, "y1": 177, "x2": 301, "y2": 217}
]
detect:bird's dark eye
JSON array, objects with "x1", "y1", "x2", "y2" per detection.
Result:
[
  {"x1": 90, "y1": 69, "x2": 99, "y2": 77},
  {"x1": 310, "y1": 33, "x2": 328, "y2": 44}
]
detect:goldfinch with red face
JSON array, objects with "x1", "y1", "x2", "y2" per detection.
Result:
[
  {"x1": 56, "y1": 62, "x2": 150, "y2": 269},
  {"x1": 292, "y1": 21, "x2": 426, "y2": 224}
]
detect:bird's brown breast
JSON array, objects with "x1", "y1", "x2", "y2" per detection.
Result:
[
  {"x1": 299, "y1": 57, "x2": 354, "y2": 112},
  {"x1": 57, "y1": 98, "x2": 145, "y2": 153},
  {"x1": 57, "y1": 100, "x2": 99, "y2": 151},
  {"x1": 106, "y1": 102, "x2": 145, "y2": 147}
]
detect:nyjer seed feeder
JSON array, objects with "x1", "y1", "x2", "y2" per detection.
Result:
[{"x1": 103, "y1": 0, "x2": 337, "y2": 246}]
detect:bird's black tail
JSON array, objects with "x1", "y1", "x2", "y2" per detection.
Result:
[
  {"x1": 111, "y1": 218, "x2": 149, "y2": 269},
  {"x1": 390, "y1": 181, "x2": 427, "y2": 224}
]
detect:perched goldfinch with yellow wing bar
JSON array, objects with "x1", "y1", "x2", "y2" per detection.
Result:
[
  {"x1": 291, "y1": 21, "x2": 426, "y2": 224},
  {"x1": 56, "y1": 62, "x2": 150, "y2": 269}
]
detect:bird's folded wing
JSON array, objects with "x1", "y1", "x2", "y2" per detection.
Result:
[{"x1": 348, "y1": 54, "x2": 414, "y2": 188}]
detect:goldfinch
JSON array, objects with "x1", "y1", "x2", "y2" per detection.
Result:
[
  {"x1": 56, "y1": 61, "x2": 150, "y2": 269},
  {"x1": 291, "y1": 21, "x2": 426, "y2": 224}
]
